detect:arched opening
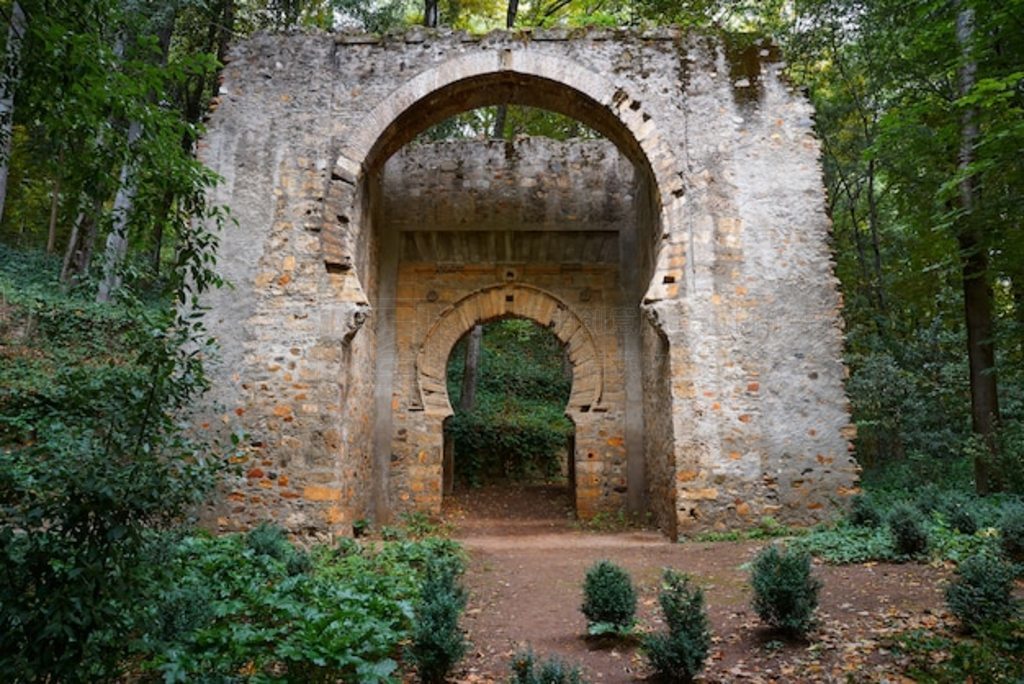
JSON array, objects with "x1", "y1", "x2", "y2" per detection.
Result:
[
  {"x1": 340, "y1": 60, "x2": 680, "y2": 525},
  {"x1": 442, "y1": 317, "x2": 575, "y2": 521}
]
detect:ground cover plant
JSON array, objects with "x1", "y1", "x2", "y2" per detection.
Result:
[{"x1": 137, "y1": 528, "x2": 463, "y2": 682}]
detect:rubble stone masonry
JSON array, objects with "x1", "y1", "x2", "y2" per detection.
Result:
[{"x1": 197, "y1": 26, "x2": 858, "y2": 539}]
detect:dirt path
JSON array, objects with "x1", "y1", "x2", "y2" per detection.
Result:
[{"x1": 443, "y1": 485, "x2": 951, "y2": 683}]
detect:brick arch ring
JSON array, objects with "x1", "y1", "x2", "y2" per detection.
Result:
[
  {"x1": 413, "y1": 284, "x2": 604, "y2": 417},
  {"x1": 330, "y1": 49, "x2": 688, "y2": 303}
]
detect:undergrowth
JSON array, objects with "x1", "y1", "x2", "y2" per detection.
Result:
[
  {"x1": 138, "y1": 530, "x2": 463, "y2": 682},
  {"x1": 692, "y1": 516, "x2": 801, "y2": 543},
  {"x1": 786, "y1": 462, "x2": 1019, "y2": 569},
  {"x1": 895, "y1": 619, "x2": 1024, "y2": 683}
]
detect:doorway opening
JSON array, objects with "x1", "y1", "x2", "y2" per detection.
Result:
[{"x1": 441, "y1": 318, "x2": 575, "y2": 523}]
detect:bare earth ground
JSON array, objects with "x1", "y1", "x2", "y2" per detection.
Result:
[{"x1": 441, "y1": 484, "x2": 953, "y2": 683}]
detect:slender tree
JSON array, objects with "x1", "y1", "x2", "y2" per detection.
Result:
[
  {"x1": 459, "y1": 325, "x2": 483, "y2": 412},
  {"x1": 0, "y1": 1, "x2": 26, "y2": 224},
  {"x1": 954, "y1": 1, "x2": 1000, "y2": 493}
]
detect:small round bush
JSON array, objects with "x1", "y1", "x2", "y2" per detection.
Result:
[
  {"x1": 946, "y1": 553, "x2": 1018, "y2": 632},
  {"x1": 246, "y1": 522, "x2": 292, "y2": 560},
  {"x1": 510, "y1": 649, "x2": 587, "y2": 684},
  {"x1": 887, "y1": 503, "x2": 929, "y2": 557},
  {"x1": 847, "y1": 494, "x2": 882, "y2": 528},
  {"x1": 643, "y1": 569, "x2": 711, "y2": 683},
  {"x1": 940, "y1": 494, "x2": 978, "y2": 535},
  {"x1": 998, "y1": 502, "x2": 1024, "y2": 562},
  {"x1": 750, "y1": 545, "x2": 821, "y2": 638},
  {"x1": 914, "y1": 483, "x2": 943, "y2": 515},
  {"x1": 581, "y1": 560, "x2": 636, "y2": 635}
]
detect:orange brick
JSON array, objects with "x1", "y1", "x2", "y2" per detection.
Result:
[{"x1": 304, "y1": 485, "x2": 342, "y2": 502}]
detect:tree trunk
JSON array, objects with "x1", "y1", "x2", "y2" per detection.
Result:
[
  {"x1": 956, "y1": 3, "x2": 1001, "y2": 495},
  {"x1": 424, "y1": 0, "x2": 438, "y2": 27},
  {"x1": 60, "y1": 196, "x2": 103, "y2": 287},
  {"x1": 59, "y1": 213, "x2": 82, "y2": 286},
  {"x1": 0, "y1": 1, "x2": 27, "y2": 225},
  {"x1": 46, "y1": 172, "x2": 61, "y2": 253},
  {"x1": 150, "y1": 190, "x2": 172, "y2": 276},
  {"x1": 218, "y1": 0, "x2": 235, "y2": 65},
  {"x1": 492, "y1": 106, "x2": 508, "y2": 140},
  {"x1": 459, "y1": 325, "x2": 483, "y2": 411},
  {"x1": 507, "y1": 0, "x2": 519, "y2": 28},
  {"x1": 96, "y1": 12, "x2": 175, "y2": 302},
  {"x1": 866, "y1": 158, "x2": 886, "y2": 312},
  {"x1": 96, "y1": 119, "x2": 142, "y2": 302},
  {"x1": 491, "y1": 1, "x2": 519, "y2": 139}
]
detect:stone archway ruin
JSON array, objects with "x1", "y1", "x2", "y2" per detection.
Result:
[{"x1": 198, "y1": 27, "x2": 859, "y2": 539}]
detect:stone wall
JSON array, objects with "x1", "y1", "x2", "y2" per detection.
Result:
[
  {"x1": 378, "y1": 139, "x2": 637, "y2": 518},
  {"x1": 197, "y1": 27, "x2": 858, "y2": 538}
]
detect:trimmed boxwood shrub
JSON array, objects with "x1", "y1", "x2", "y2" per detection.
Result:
[
  {"x1": 407, "y1": 555, "x2": 468, "y2": 684},
  {"x1": 946, "y1": 553, "x2": 1018, "y2": 632},
  {"x1": 848, "y1": 494, "x2": 883, "y2": 528},
  {"x1": 888, "y1": 503, "x2": 929, "y2": 557},
  {"x1": 750, "y1": 545, "x2": 821, "y2": 638},
  {"x1": 581, "y1": 560, "x2": 636, "y2": 636},
  {"x1": 642, "y1": 569, "x2": 711, "y2": 683}
]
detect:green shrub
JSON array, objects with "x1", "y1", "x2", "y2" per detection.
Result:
[
  {"x1": 147, "y1": 581, "x2": 214, "y2": 646},
  {"x1": 581, "y1": 560, "x2": 637, "y2": 636},
  {"x1": 642, "y1": 569, "x2": 711, "y2": 683},
  {"x1": 407, "y1": 555, "x2": 468, "y2": 684},
  {"x1": 750, "y1": 545, "x2": 821, "y2": 637},
  {"x1": 246, "y1": 522, "x2": 292, "y2": 559},
  {"x1": 246, "y1": 522, "x2": 312, "y2": 575},
  {"x1": 998, "y1": 502, "x2": 1024, "y2": 562},
  {"x1": 946, "y1": 553, "x2": 1018, "y2": 632},
  {"x1": 914, "y1": 483, "x2": 944, "y2": 515},
  {"x1": 888, "y1": 503, "x2": 930, "y2": 556},
  {"x1": 848, "y1": 494, "x2": 883, "y2": 528},
  {"x1": 510, "y1": 649, "x2": 587, "y2": 684},
  {"x1": 940, "y1": 494, "x2": 979, "y2": 535},
  {"x1": 0, "y1": 237, "x2": 227, "y2": 681}
]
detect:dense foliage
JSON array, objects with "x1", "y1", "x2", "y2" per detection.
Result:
[
  {"x1": 137, "y1": 530, "x2": 462, "y2": 682},
  {"x1": 781, "y1": 0, "x2": 1024, "y2": 491},
  {"x1": 446, "y1": 319, "x2": 573, "y2": 485},
  {"x1": 887, "y1": 503, "x2": 931, "y2": 557},
  {"x1": 0, "y1": 209, "x2": 226, "y2": 678},
  {"x1": 642, "y1": 569, "x2": 711, "y2": 683}
]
